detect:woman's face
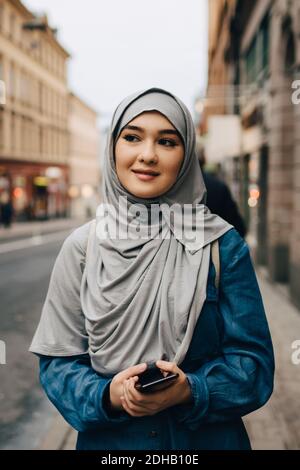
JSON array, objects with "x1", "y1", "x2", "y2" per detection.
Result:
[{"x1": 115, "y1": 111, "x2": 185, "y2": 199}]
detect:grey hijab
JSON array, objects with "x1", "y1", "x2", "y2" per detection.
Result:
[{"x1": 80, "y1": 87, "x2": 233, "y2": 375}]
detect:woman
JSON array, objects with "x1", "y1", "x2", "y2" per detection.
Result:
[{"x1": 29, "y1": 87, "x2": 274, "y2": 450}]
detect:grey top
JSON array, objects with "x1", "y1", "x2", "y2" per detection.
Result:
[{"x1": 29, "y1": 222, "x2": 91, "y2": 357}]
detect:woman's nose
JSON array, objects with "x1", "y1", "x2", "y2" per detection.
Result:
[{"x1": 137, "y1": 143, "x2": 158, "y2": 163}]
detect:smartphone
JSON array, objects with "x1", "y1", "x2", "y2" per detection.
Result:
[{"x1": 135, "y1": 363, "x2": 179, "y2": 393}]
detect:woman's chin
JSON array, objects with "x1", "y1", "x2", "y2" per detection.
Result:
[
  {"x1": 130, "y1": 190, "x2": 161, "y2": 199},
  {"x1": 125, "y1": 184, "x2": 163, "y2": 199}
]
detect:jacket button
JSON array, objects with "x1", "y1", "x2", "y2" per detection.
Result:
[{"x1": 149, "y1": 430, "x2": 158, "y2": 437}]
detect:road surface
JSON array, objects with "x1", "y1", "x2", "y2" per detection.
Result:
[{"x1": 0, "y1": 229, "x2": 74, "y2": 449}]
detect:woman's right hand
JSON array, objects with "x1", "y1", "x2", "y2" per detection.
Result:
[{"x1": 109, "y1": 363, "x2": 147, "y2": 411}]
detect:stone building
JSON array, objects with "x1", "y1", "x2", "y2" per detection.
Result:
[
  {"x1": 205, "y1": 0, "x2": 237, "y2": 122},
  {"x1": 204, "y1": 0, "x2": 300, "y2": 308},
  {"x1": 68, "y1": 92, "x2": 100, "y2": 219},
  {"x1": 0, "y1": 0, "x2": 70, "y2": 220}
]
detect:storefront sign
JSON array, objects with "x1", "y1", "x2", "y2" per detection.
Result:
[{"x1": 33, "y1": 176, "x2": 48, "y2": 187}]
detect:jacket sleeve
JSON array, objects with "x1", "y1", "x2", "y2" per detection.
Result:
[
  {"x1": 39, "y1": 354, "x2": 131, "y2": 432},
  {"x1": 174, "y1": 229, "x2": 274, "y2": 430}
]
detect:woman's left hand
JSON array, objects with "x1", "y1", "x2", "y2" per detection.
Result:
[{"x1": 120, "y1": 360, "x2": 193, "y2": 417}]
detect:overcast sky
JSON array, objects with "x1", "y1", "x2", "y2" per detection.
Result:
[{"x1": 23, "y1": 0, "x2": 208, "y2": 129}]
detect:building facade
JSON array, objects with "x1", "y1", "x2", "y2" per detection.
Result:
[
  {"x1": 68, "y1": 92, "x2": 100, "y2": 219},
  {"x1": 204, "y1": 0, "x2": 300, "y2": 308},
  {"x1": 205, "y1": 0, "x2": 237, "y2": 120},
  {"x1": 0, "y1": 0, "x2": 70, "y2": 220}
]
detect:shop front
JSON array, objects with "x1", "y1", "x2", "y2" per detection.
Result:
[{"x1": 0, "y1": 161, "x2": 69, "y2": 221}]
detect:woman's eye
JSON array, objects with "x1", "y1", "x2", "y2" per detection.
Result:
[
  {"x1": 122, "y1": 135, "x2": 177, "y2": 147},
  {"x1": 123, "y1": 134, "x2": 139, "y2": 142},
  {"x1": 159, "y1": 139, "x2": 177, "y2": 147}
]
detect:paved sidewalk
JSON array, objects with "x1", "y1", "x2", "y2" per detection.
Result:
[
  {"x1": 37, "y1": 414, "x2": 77, "y2": 450},
  {"x1": 244, "y1": 267, "x2": 300, "y2": 449},
  {"x1": 0, "y1": 217, "x2": 88, "y2": 243},
  {"x1": 36, "y1": 268, "x2": 300, "y2": 450}
]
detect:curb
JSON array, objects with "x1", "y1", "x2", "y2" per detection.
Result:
[{"x1": 0, "y1": 218, "x2": 88, "y2": 244}]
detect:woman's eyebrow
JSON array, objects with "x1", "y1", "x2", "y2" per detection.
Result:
[{"x1": 123, "y1": 125, "x2": 181, "y2": 137}]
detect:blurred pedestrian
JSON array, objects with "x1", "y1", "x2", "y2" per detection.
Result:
[
  {"x1": 30, "y1": 87, "x2": 274, "y2": 450},
  {"x1": 196, "y1": 141, "x2": 247, "y2": 238},
  {"x1": 0, "y1": 192, "x2": 13, "y2": 228}
]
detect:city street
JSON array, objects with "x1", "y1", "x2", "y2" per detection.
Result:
[{"x1": 0, "y1": 228, "x2": 74, "y2": 450}]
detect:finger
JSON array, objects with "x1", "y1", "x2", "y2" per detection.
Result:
[
  {"x1": 121, "y1": 391, "x2": 146, "y2": 417},
  {"x1": 127, "y1": 378, "x2": 138, "y2": 401},
  {"x1": 126, "y1": 379, "x2": 151, "y2": 412},
  {"x1": 155, "y1": 360, "x2": 178, "y2": 374},
  {"x1": 120, "y1": 396, "x2": 135, "y2": 416},
  {"x1": 125, "y1": 378, "x2": 147, "y2": 408},
  {"x1": 123, "y1": 380, "x2": 162, "y2": 416},
  {"x1": 121, "y1": 397, "x2": 145, "y2": 417},
  {"x1": 123, "y1": 379, "x2": 142, "y2": 409},
  {"x1": 122, "y1": 363, "x2": 147, "y2": 380},
  {"x1": 123, "y1": 379, "x2": 131, "y2": 404},
  {"x1": 128, "y1": 379, "x2": 149, "y2": 408}
]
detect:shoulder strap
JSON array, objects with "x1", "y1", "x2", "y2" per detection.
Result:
[{"x1": 211, "y1": 239, "x2": 220, "y2": 292}]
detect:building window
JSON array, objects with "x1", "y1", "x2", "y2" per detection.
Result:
[
  {"x1": 0, "y1": 111, "x2": 3, "y2": 149},
  {"x1": 261, "y1": 15, "x2": 269, "y2": 72},
  {"x1": 39, "y1": 82, "x2": 43, "y2": 112},
  {"x1": 8, "y1": 63, "x2": 15, "y2": 97},
  {"x1": 0, "y1": 3, "x2": 4, "y2": 32},
  {"x1": 11, "y1": 112, "x2": 15, "y2": 150},
  {"x1": 244, "y1": 14, "x2": 269, "y2": 85},
  {"x1": 14, "y1": 65, "x2": 19, "y2": 101},
  {"x1": 245, "y1": 38, "x2": 256, "y2": 84},
  {"x1": 9, "y1": 13, "x2": 15, "y2": 40},
  {"x1": 20, "y1": 70, "x2": 28, "y2": 104},
  {"x1": 284, "y1": 31, "x2": 295, "y2": 75}
]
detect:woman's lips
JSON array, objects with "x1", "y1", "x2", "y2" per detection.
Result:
[{"x1": 132, "y1": 171, "x2": 159, "y2": 181}]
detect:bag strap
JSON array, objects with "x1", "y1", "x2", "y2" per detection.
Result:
[{"x1": 211, "y1": 239, "x2": 220, "y2": 292}]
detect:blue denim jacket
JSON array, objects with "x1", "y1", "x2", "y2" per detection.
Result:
[{"x1": 38, "y1": 228, "x2": 274, "y2": 450}]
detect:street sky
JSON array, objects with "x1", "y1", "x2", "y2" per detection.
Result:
[{"x1": 23, "y1": 0, "x2": 208, "y2": 129}]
